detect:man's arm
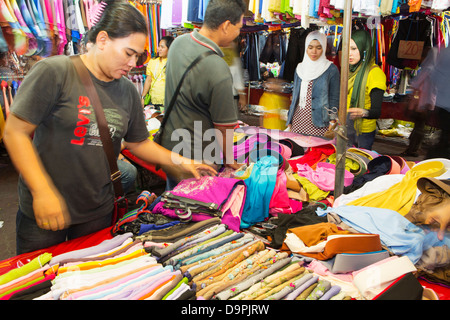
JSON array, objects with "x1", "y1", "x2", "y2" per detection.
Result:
[{"x1": 123, "y1": 138, "x2": 218, "y2": 179}]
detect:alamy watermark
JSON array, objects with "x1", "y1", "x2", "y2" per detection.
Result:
[{"x1": 168, "y1": 121, "x2": 284, "y2": 166}]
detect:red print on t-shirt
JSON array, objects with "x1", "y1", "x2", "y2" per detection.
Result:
[{"x1": 71, "y1": 96, "x2": 92, "y2": 145}]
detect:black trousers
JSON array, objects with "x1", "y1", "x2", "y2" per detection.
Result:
[{"x1": 427, "y1": 107, "x2": 450, "y2": 159}]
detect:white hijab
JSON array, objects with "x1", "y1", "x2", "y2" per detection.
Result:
[{"x1": 296, "y1": 31, "x2": 332, "y2": 109}]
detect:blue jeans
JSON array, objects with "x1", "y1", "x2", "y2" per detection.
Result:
[
  {"x1": 16, "y1": 208, "x2": 113, "y2": 255},
  {"x1": 347, "y1": 117, "x2": 376, "y2": 150},
  {"x1": 165, "y1": 174, "x2": 180, "y2": 191},
  {"x1": 117, "y1": 159, "x2": 137, "y2": 194}
]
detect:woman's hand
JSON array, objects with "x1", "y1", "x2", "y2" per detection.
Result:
[
  {"x1": 33, "y1": 187, "x2": 71, "y2": 231},
  {"x1": 425, "y1": 201, "x2": 450, "y2": 240}
]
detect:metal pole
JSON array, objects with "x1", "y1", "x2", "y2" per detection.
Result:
[{"x1": 334, "y1": 0, "x2": 352, "y2": 199}]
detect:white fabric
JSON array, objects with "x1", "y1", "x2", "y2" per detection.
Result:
[
  {"x1": 352, "y1": 256, "x2": 417, "y2": 300},
  {"x1": 333, "y1": 174, "x2": 405, "y2": 207},
  {"x1": 296, "y1": 30, "x2": 332, "y2": 109}
]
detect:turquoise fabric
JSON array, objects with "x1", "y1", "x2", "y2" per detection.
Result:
[{"x1": 240, "y1": 155, "x2": 279, "y2": 228}]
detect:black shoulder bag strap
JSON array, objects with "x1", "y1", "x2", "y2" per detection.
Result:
[
  {"x1": 70, "y1": 55, "x2": 124, "y2": 200},
  {"x1": 158, "y1": 50, "x2": 216, "y2": 137}
]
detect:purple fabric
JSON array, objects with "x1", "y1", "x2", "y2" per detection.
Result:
[
  {"x1": 171, "y1": 0, "x2": 183, "y2": 25},
  {"x1": 49, "y1": 232, "x2": 133, "y2": 266},
  {"x1": 319, "y1": 285, "x2": 342, "y2": 300},
  {"x1": 234, "y1": 133, "x2": 270, "y2": 162},
  {"x1": 152, "y1": 176, "x2": 246, "y2": 231}
]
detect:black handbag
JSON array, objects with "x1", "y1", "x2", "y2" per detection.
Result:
[{"x1": 153, "y1": 50, "x2": 215, "y2": 145}]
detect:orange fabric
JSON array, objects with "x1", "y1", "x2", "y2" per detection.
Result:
[
  {"x1": 138, "y1": 274, "x2": 178, "y2": 300},
  {"x1": 287, "y1": 222, "x2": 352, "y2": 247},
  {"x1": 408, "y1": 0, "x2": 422, "y2": 12},
  {"x1": 299, "y1": 234, "x2": 383, "y2": 260}
]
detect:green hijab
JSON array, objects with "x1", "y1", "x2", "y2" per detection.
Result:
[{"x1": 349, "y1": 29, "x2": 375, "y2": 110}]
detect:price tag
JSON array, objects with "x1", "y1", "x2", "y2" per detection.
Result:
[{"x1": 397, "y1": 40, "x2": 425, "y2": 60}]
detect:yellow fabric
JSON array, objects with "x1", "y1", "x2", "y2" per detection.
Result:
[
  {"x1": 57, "y1": 249, "x2": 147, "y2": 274},
  {"x1": 260, "y1": 92, "x2": 289, "y2": 130},
  {"x1": 0, "y1": 253, "x2": 52, "y2": 286},
  {"x1": 293, "y1": 174, "x2": 330, "y2": 201},
  {"x1": 347, "y1": 65, "x2": 387, "y2": 133},
  {"x1": 145, "y1": 57, "x2": 167, "y2": 105},
  {"x1": 233, "y1": 132, "x2": 247, "y2": 143},
  {"x1": 347, "y1": 161, "x2": 445, "y2": 216}
]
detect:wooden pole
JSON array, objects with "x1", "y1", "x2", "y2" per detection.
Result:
[{"x1": 334, "y1": 0, "x2": 352, "y2": 199}]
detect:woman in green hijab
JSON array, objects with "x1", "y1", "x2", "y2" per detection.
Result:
[{"x1": 347, "y1": 29, "x2": 387, "y2": 150}]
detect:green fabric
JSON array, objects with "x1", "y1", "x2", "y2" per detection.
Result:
[
  {"x1": 162, "y1": 276, "x2": 189, "y2": 300},
  {"x1": 0, "y1": 253, "x2": 52, "y2": 286},
  {"x1": 144, "y1": 92, "x2": 151, "y2": 105},
  {"x1": 0, "y1": 275, "x2": 46, "y2": 298},
  {"x1": 349, "y1": 30, "x2": 374, "y2": 110}
]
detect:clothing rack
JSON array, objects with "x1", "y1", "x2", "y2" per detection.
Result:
[{"x1": 131, "y1": 0, "x2": 161, "y2": 4}]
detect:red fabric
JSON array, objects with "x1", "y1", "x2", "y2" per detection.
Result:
[
  {"x1": 0, "y1": 227, "x2": 112, "y2": 275},
  {"x1": 288, "y1": 144, "x2": 336, "y2": 172}
]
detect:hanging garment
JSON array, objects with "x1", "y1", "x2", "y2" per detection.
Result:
[
  {"x1": 0, "y1": 0, "x2": 27, "y2": 55},
  {"x1": 386, "y1": 15, "x2": 433, "y2": 70},
  {"x1": 283, "y1": 27, "x2": 311, "y2": 82},
  {"x1": 21, "y1": 0, "x2": 49, "y2": 56},
  {"x1": 8, "y1": 0, "x2": 37, "y2": 55}
]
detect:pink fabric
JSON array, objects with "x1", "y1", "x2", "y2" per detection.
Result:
[
  {"x1": 65, "y1": 265, "x2": 163, "y2": 300},
  {"x1": 386, "y1": 156, "x2": 401, "y2": 174},
  {"x1": 0, "y1": 273, "x2": 55, "y2": 300},
  {"x1": 289, "y1": 198, "x2": 303, "y2": 213},
  {"x1": 296, "y1": 161, "x2": 353, "y2": 191},
  {"x1": 391, "y1": 156, "x2": 410, "y2": 174},
  {"x1": 153, "y1": 176, "x2": 246, "y2": 232},
  {"x1": 269, "y1": 168, "x2": 292, "y2": 215},
  {"x1": 306, "y1": 259, "x2": 353, "y2": 283},
  {"x1": 54, "y1": 0, "x2": 67, "y2": 55}
]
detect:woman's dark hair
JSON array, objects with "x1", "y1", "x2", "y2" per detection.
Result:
[
  {"x1": 161, "y1": 36, "x2": 174, "y2": 49},
  {"x1": 88, "y1": 1, "x2": 148, "y2": 43},
  {"x1": 203, "y1": 0, "x2": 246, "y2": 30}
]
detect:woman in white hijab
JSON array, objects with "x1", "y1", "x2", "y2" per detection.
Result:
[{"x1": 286, "y1": 30, "x2": 340, "y2": 136}]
